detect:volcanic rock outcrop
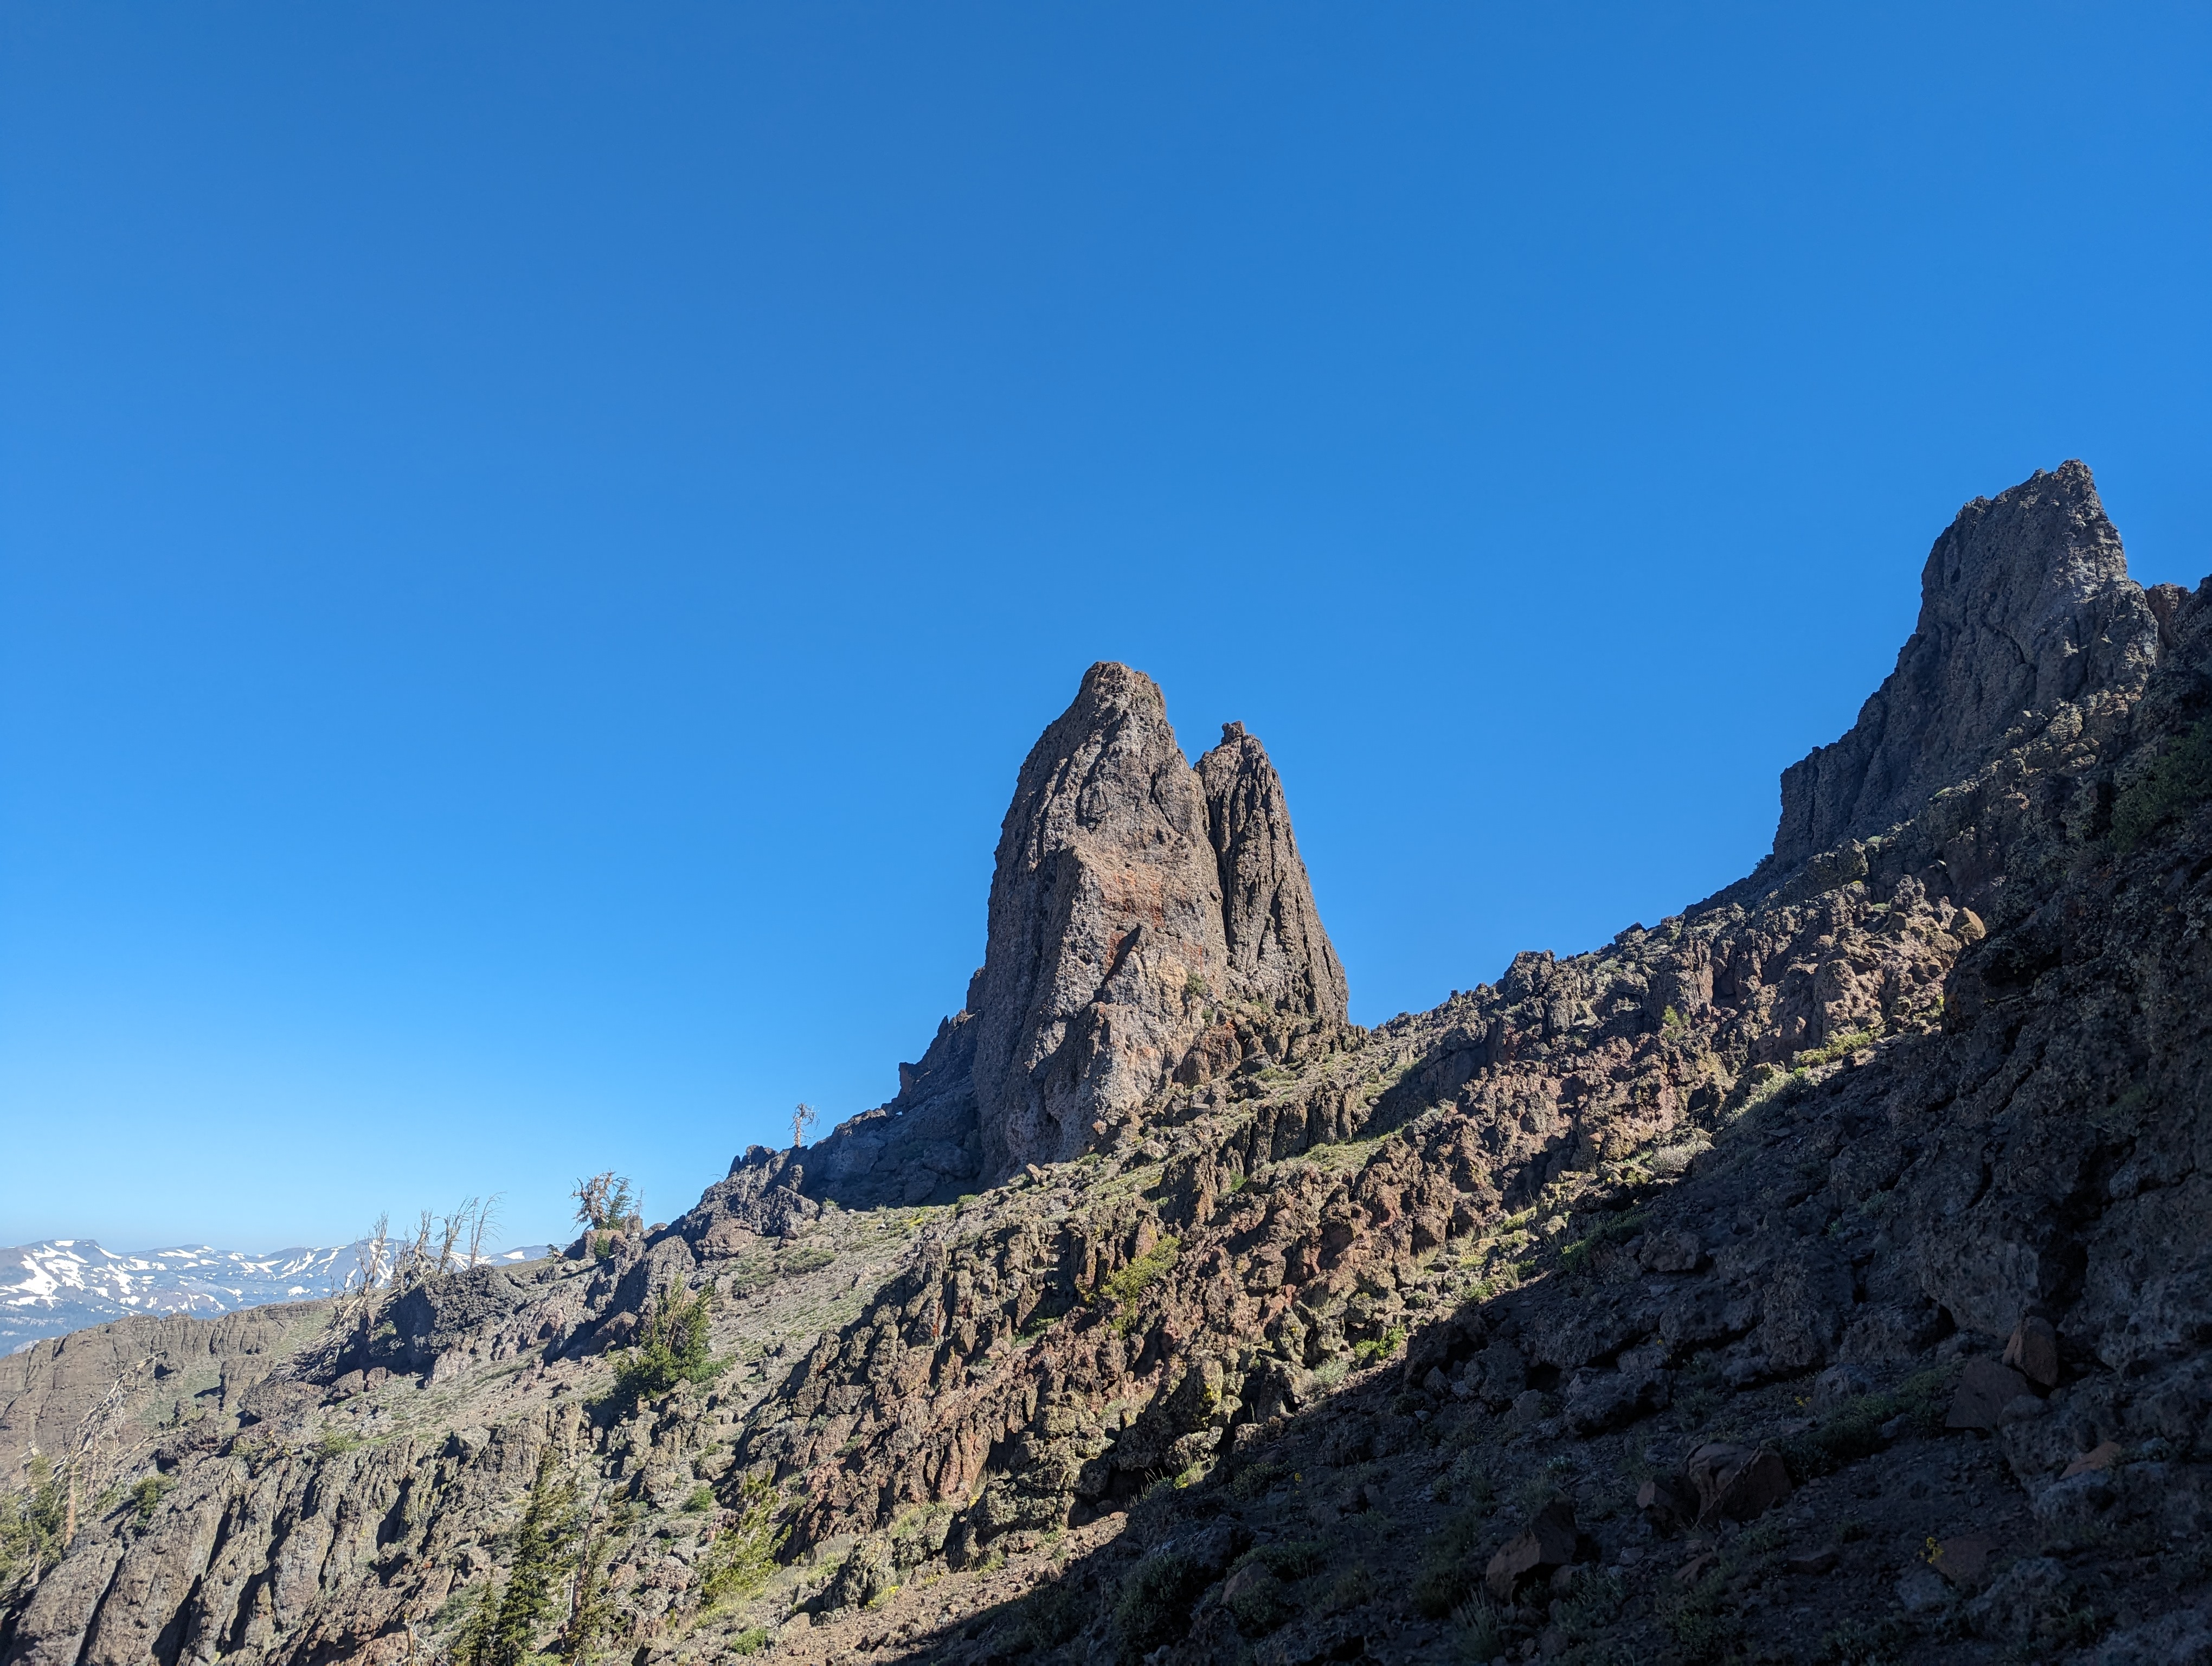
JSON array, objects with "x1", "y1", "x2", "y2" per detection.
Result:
[
  {"x1": 1770, "y1": 460, "x2": 2162, "y2": 872},
  {"x1": 1198, "y1": 720, "x2": 1348, "y2": 1025},
  {"x1": 972, "y1": 667, "x2": 1348, "y2": 1176},
  {"x1": 737, "y1": 662, "x2": 1347, "y2": 1208}
]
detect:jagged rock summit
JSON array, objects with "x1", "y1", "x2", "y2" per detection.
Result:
[
  {"x1": 974, "y1": 664, "x2": 1347, "y2": 1176},
  {"x1": 1771, "y1": 460, "x2": 2163, "y2": 871},
  {"x1": 711, "y1": 661, "x2": 1347, "y2": 1211}
]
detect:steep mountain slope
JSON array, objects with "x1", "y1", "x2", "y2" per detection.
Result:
[{"x1": 8, "y1": 461, "x2": 2211, "y2": 1666}]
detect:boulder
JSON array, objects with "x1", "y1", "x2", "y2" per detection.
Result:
[
  {"x1": 1683, "y1": 1441, "x2": 1792, "y2": 1523},
  {"x1": 1485, "y1": 1500, "x2": 1579, "y2": 1601},
  {"x1": 1948, "y1": 1358, "x2": 2034, "y2": 1431},
  {"x1": 2004, "y1": 1316, "x2": 2062, "y2": 1388}
]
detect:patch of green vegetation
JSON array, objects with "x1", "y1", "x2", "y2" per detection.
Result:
[
  {"x1": 1779, "y1": 1391, "x2": 1898, "y2": 1482},
  {"x1": 1014, "y1": 1582, "x2": 1087, "y2": 1649},
  {"x1": 128, "y1": 1472, "x2": 175, "y2": 1524},
  {"x1": 317, "y1": 1427, "x2": 361, "y2": 1458},
  {"x1": 1229, "y1": 1459, "x2": 1286, "y2": 1501},
  {"x1": 728, "y1": 1627, "x2": 771, "y2": 1656},
  {"x1": 1114, "y1": 1546, "x2": 1208, "y2": 1660},
  {"x1": 1558, "y1": 1206, "x2": 1649, "y2": 1276},
  {"x1": 1812, "y1": 1616, "x2": 1913, "y2": 1665},
  {"x1": 1450, "y1": 1592, "x2": 1507, "y2": 1661},
  {"x1": 1557, "y1": 1568, "x2": 1626, "y2": 1638},
  {"x1": 697, "y1": 1473, "x2": 787, "y2": 1611},
  {"x1": 455, "y1": 1450, "x2": 578, "y2": 1666},
  {"x1": 1243, "y1": 1539, "x2": 1324, "y2": 1580},
  {"x1": 1318, "y1": 1562, "x2": 1372, "y2": 1613},
  {"x1": 1898, "y1": 1361, "x2": 1960, "y2": 1436},
  {"x1": 1409, "y1": 1506, "x2": 1491, "y2": 1618},
  {"x1": 1098, "y1": 1235, "x2": 1182, "y2": 1333},
  {"x1": 1661, "y1": 1562, "x2": 1744, "y2": 1663},
  {"x1": 1, "y1": 1455, "x2": 67, "y2": 1591},
  {"x1": 2114, "y1": 721, "x2": 2212, "y2": 853},
  {"x1": 680, "y1": 1484, "x2": 716, "y2": 1514},
  {"x1": 1793, "y1": 1027, "x2": 1879, "y2": 1069},
  {"x1": 1352, "y1": 1324, "x2": 1406, "y2": 1369},
  {"x1": 608, "y1": 1284, "x2": 724, "y2": 1406},
  {"x1": 775, "y1": 1245, "x2": 835, "y2": 1277}
]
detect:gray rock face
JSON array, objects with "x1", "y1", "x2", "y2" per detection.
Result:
[
  {"x1": 1197, "y1": 722, "x2": 1349, "y2": 1024},
  {"x1": 966, "y1": 667, "x2": 1347, "y2": 1177},
  {"x1": 748, "y1": 667, "x2": 1347, "y2": 1201},
  {"x1": 971, "y1": 663, "x2": 1238, "y2": 1177},
  {"x1": 1771, "y1": 460, "x2": 2160, "y2": 872}
]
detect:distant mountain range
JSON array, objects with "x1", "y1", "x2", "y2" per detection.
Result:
[{"x1": 0, "y1": 1239, "x2": 553, "y2": 1354}]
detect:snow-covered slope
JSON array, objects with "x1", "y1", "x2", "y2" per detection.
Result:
[{"x1": 0, "y1": 1239, "x2": 552, "y2": 1353}]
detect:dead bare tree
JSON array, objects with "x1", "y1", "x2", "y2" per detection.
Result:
[
  {"x1": 466, "y1": 1194, "x2": 503, "y2": 1266},
  {"x1": 792, "y1": 1102, "x2": 818, "y2": 1149},
  {"x1": 63, "y1": 1359, "x2": 150, "y2": 1547},
  {"x1": 434, "y1": 1199, "x2": 474, "y2": 1276}
]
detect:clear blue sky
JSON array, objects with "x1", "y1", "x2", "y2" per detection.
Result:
[{"x1": 3, "y1": 5, "x2": 2207, "y2": 1252}]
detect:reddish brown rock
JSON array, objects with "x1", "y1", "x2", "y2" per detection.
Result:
[
  {"x1": 1947, "y1": 1358, "x2": 2033, "y2": 1431},
  {"x1": 1485, "y1": 1500, "x2": 1579, "y2": 1601},
  {"x1": 1684, "y1": 1442, "x2": 1792, "y2": 1523},
  {"x1": 2063, "y1": 1440, "x2": 2124, "y2": 1479},
  {"x1": 2003, "y1": 1316, "x2": 2061, "y2": 1388}
]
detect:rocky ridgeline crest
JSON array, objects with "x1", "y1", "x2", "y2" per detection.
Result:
[
  {"x1": 15, "y1": 462, "x2": 2212, "y2": 1666},
  {"x1": 1769, "y1": 460, "x2": 2165, "y2": 871}
]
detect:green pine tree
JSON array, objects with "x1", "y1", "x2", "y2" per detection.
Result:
[
  {"x1": 486, "y1": 1451, "x2": 578, "y2": 1666},
  {"x1": 451, "y1": 1579, "x2": 500, "y2": 1666}
]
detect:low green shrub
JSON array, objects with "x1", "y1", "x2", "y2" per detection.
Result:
[
  {"x1": 1780, "y1": 1392, "x2": 1899, "y2": 1481},
  {"x1": 128, "y1": 1473, "x2": 175, "y2": 1524},
  {"x1": 1352, "y1": 1324, "x2": 1406, "y2": 1368},
  {"x1": 1099, "y1": 1236, "x2": 1182, "y2": 1334},
  {"x1": 1240, "y1": 1539, "x2": 1324, "y2": 1580},
  {"x1": 1451, "y1": 1593, "x2": 1506, "y2": 1661},
  {"x1": 1114, "y1": 1548, "x2": 1207, "y2": 1659},
  {"x1": 610, "y1": 1284, "x2": 723, "y2": 1404},
  {"x1": 1409, "y1": 1507, "x2": 1490, "y2": 1619},
  {"x1": 1014, "y1": 1582, "x2": 1087, "y2": 1649},
  {"x1": 697, "y1": 1473, "x2": 786, "y2": 1611},
  {"x1": 2114, "y1": 722, "x2": 2212, "y2": 853}
]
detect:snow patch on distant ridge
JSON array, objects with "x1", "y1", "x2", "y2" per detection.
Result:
[{"x1": 0, "y1": 1239, "x2": 554, "y2": 1354}]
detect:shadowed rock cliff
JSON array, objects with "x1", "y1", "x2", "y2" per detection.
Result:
[{"x1": 1771, "y1": 460, "x2": 2160, "y2": 872}]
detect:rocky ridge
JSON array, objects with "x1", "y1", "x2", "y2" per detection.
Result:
[{"x1": 9, "y1": 462, "x2": 2212, "y2": 1666}]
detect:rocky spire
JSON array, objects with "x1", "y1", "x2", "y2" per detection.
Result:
[
  {"x1": 1197, "y1": 721, "x2": 1348, "y2": 1023},
  {"x1": 969, "y1": 663, "x2": 1235, "y2": 1177},
  {"x1": 1770, "y1": 460, "x2": 2160, "y2": 872}
]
